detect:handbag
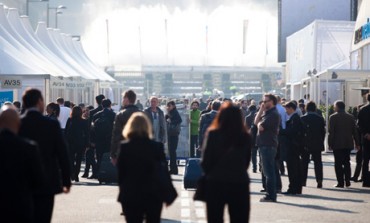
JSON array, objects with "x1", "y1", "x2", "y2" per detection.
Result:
[
  {"x1": 159, "y1": 160, "x2": 178, "y2": 205},
  {"x1": 193, "y1": 175, "x2": 206, "y2": 201}
]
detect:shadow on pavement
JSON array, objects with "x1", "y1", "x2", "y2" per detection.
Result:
[
  {"x1": 323, "y1": 187, "x2": 370, "y2": 194},
  {"x1": 277, "y1": 201, "x2": 358, "y2": 214},
  {"x1": 72, "y1": 181, "x2": 118, "y2": 187},
  {"x1": 296, "y1": 193, "x2": 364, "y2": 203},
  {"x1": 161, "y1": 219, "x2": 182, "y2": 223}
]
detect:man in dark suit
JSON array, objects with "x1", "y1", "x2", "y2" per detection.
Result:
[
  {"x1": 19, "y1": 89, "x2": 71, "y2": 223},
  {"x1": 0, "y1": 105, "x2": 44, "y2": 222},
  {"x1": 328, "y1": 100, "x2": 359, "y2": 188},
  {"x1": 84, "y1": 94, "x2": 105, "y2": 179},
  {"x1": 92, "y1": 99, "x2": 116, "y2": 172},
  {"x1": 358, "y1": 93, "x2": 370, "y2": 187},
  {"x1": 301, "y1": 101, "x2": 326, "y2": 188},
  {"x1": 111, "y1": 90, "x2": 141, "y2": 163}
]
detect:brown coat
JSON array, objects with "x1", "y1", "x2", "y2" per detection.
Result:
[{"x1": 328, "y1": 111, "x2": 359, "y2": 150}]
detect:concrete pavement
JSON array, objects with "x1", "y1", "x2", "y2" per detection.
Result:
[{"x1": 52, "y1": 153, "x2": 370, "y2": 222}]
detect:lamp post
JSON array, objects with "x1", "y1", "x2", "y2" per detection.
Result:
[
  {"x1": 47, "y1": 5, "x2": 66, "y2": 28},
  {"x1": 26, "y1": 0, "x2": 48, "y2": 16}
]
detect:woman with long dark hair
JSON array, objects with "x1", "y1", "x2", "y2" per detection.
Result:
[
  {"x1": 117, "y1": 113, "x2": 176, "y2": 222},
  {"x1": 46, "y1": 102, "x2": 60, "y2": 120},
  {"x1": 65, "y1": 106, "x2": 89, "y2": 182},
  {"x1": 201, "y1": 102, "x2": 252, "y2": 222}
]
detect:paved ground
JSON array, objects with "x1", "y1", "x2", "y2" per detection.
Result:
[{"x1": 52, "y1": 153, "x2": 370, "y2": 222}]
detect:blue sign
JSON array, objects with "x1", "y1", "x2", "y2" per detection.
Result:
[
  {"x1": 0, "y1": 91, "x2": 13, "y2": 107},
  {"x1": 355, "y1": 18, "x2": 370, "y2": 44}
]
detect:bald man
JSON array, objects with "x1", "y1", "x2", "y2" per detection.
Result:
[{"x1": 0, "y1": 105, "x2": 44, "y2": 222}]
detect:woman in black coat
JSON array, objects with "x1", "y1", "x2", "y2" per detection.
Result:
[
  {"x1": 201, "y1": 102, "x2": 252, "y2": 223},
  {"x1": 117, "y1": 113, "x2": 176, "y2": 223},
  {"x1": 65, "y1": 106, "x2": 89, "y2": 182},
  {"x1": 165, "y1": 100, "x2": 182, "y2": 175}
]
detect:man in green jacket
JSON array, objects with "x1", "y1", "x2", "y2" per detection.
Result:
[{"x1": 189, "y1": 101, "x2": 201, "y2": 157}]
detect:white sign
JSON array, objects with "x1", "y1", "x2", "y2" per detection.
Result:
[{"x1": 0, "y1": 78, "x2": 22, "y2": 89}]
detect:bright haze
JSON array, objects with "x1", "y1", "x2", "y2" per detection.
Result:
[{"x1": 78, "y1": 0, "x2": 278, "y2": 67}]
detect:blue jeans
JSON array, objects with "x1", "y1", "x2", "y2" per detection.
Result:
[{"x1": 259, "y1": 146, "x2": 277, "y2": 200}]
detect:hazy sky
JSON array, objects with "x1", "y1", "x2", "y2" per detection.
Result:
[{"x1": 22, "y1": 0, "x2": 279, "y2": 67}]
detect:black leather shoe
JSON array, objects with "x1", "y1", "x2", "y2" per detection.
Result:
[
  {"x1": 81, "y1": 173, "x2": 89, "y2": 178},
  {"x1": 75, "y1": 177, "x2": 79, "y2": 182},
  {"x1": 334, "y1": 184, "x2": 344, "y2": 188},
  {"x1": 317, "y1": 182, "x2": 323, "y2": 188},
  {"x1": 345, "y1": 182, "x2": 351, "y2": 187}
]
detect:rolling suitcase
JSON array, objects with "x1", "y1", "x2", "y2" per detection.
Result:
[
  {"x1": 98, "y1": 152, "x2": 118, "y2": 184},
  {"x1": 183, "y1": 158, "x2": 202, "y2": 189}
]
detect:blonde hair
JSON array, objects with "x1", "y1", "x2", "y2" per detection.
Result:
[{"x1": 122, "y1": 112, "x2": 153, "y2": 140}]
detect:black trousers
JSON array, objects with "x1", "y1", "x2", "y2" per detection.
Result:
[
  {"x1": 352, "y1": 148, "x2": 363, "y2": 180},
  {"x1": 362, "y1": 140, "x2": 370, "y2": 185},
  {"x1": 190, "y1": 135, "x2": 199, "y2": 158},
  {"x1": 333, "y1": 149, "x2": 352, "y2": 186},
  {"x1": 85, "y1": 147, "x2": 97, "y2": 176},
  {"x1": 301, "y1": 150, "x2": 323, "y2": 184},
  {"x1": 206, "y1": 181, "x2": 250, "y2": 223},
  {"x1": 168, "y1": 135, "x2": 179, "y2": 174},
  {"x1": 34, "y1": 194, "x2": 55, "y2": 223},
  {"x1": 286, "y1": 148, "x2": 302, "y2": 193},
  {"x1": 69, "y1": 144, "x2": 84, "y2": 180},
  {"x1": 122, "y1": 199, "x2": 162, "y2": 223}
]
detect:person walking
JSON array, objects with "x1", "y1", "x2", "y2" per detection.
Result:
[
  {"x1": 111, "y1": 90, "x2": 141, "y2": 163},
  {"x1": 201, "y1": 102, "x2": 251, "y2": 222},
  {"x1": 357, "y1": 93, "x2": 370, "y2": 187},
  {"x1": 19, "y1": 89, "x2": 71, "y2": 223},
  {"x1": 56, "y1": 97, "x2": 71, "y2": 134},
  {"x1": 92, "y1": 99, "x2": 116, "y2": 172},
  {"x1": 0, "y1": 105, "x2": 44, "y2": 222},
  {"x1": 144, "y1": 96, "x2": 167, "y2": 144},
  {"x1": 65, "y1": 106, "x2": 90, "y2": 182},
  {"x1": 254, "y1": 94, "x2": 280, "y2": 202},
  {"x1": 117, "y1": 113, "x2": 176, "y2": 223},
  {"x1": 280, "y1": 101, "x2": 303, "y2": 195},
  {"x1": 245, "y1": 104, "x2": 258, "y2": 173},
  {"x1": 165, "y1": 100, "x2": 182, "y2": 175},
  {"x1": 301, "y1": 101, "x2": 325, "y2": 188},
  {"x1": 328, "y1": 100, "x2": 360, "y2": 188},
  {"x1": 189, "y1": 100, "x2": 201, "y2": 158}
]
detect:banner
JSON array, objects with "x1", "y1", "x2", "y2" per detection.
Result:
[{"x1": 0, "y1": 91, "x2": 13, "y2": 106}]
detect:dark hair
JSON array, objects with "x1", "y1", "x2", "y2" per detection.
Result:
[
  {"x1": 209, "y1": 102, "x2": 250, "y2": 148},
  {"x1": 64, "y1": 101, "x2": 71, "y2": 108},
  {"x1": 56, "y1": 97, "x2": 64, "y2": 104},
  {"x1": 264, "y1": 94, "x2": 277, "y2": 105},
  {"x1": 47, "y1": 102, "x2": 60, "y2": 117},
  {"x1": 78, "y1": 103, "x2": 85, "y2": 108},
  {"x1": 167, "y1": 100, "x2": 176, "y2": 107},
  {"x1": 248, "y1": 105, "x2": 257, "y2": 112},
  {"x1": 123, "y1": 90, "x2": 136, "y2": 104},
  {"x1": 95, "y1": 94, "x2": 105, "y2": 105},
  {"x1": 298, "y1": 99, "x2": 304, "y2": 104},
  {"x1": 191, "y1": 101, "x2": 200, "y2": 106},
  {"x1": 87, "y1": 105, "x2": 94, "y2": 110},
  {"x1": 71, "y1": 106, "x2": 83, "y2": 119},
  {"x1": 22, "y1": 88, "x2": 43, "y2": 109},
  {"x1": 306, "y1": 101, "x2": 316, "y2": 112},
  {"x1": 211, "y1": 100, "x2": 221, "y2": 111},
  {"x1": 13, "y1": 101, "x2": 21, "y2": 109},
  {"x1": 285, "y1": 101, "x2": 297, "y2": 110},
  {"x1": 102, "y1": 99, "x2": 112, "y2": 108},
  {"x1": 334, "y1": 100, "x2": 345, "y2": 111}
]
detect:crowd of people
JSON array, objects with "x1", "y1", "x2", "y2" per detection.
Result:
[{"x1": 1, "y1": 88, "x2": 370, "y2": 222}]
